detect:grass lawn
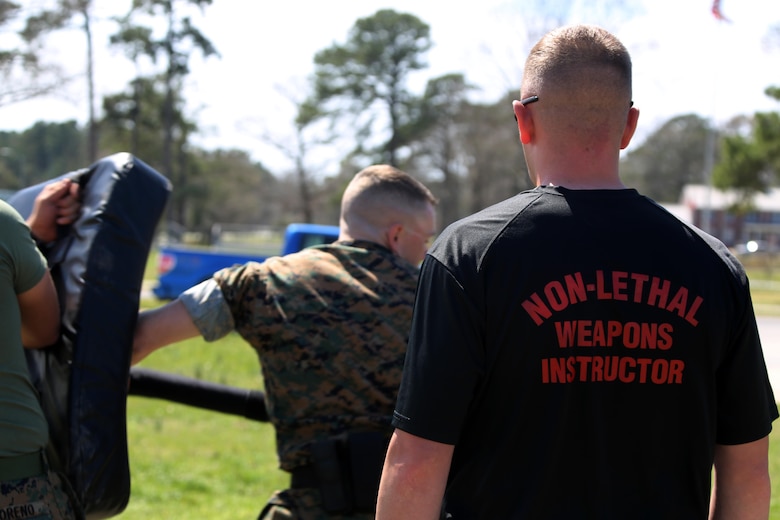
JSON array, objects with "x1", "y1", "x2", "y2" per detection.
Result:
[
  {"x1": 772, "y1": 426, "x2": 780, "y2": 519},
  {"x1": 122, "y1": 326, "x2": 288, "y2": 519},
  {"x1": 116, "y1": 259, "x2": 780, "y2": 519},
  {"x1": 122, "y1": 254, "x2": 287, "y2": 518}
]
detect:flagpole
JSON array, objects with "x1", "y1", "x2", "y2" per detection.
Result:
[{"x1": 702, "y1": 0, "x2": 731, "y2": 235}]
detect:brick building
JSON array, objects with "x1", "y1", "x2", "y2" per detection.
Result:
[{"x1": 675, "y1": 184, "x2": 780, "y2": 250}]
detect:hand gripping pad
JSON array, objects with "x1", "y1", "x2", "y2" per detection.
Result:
[{"x1": 9, "y1": 152, "x2": 171, "y2": 518}]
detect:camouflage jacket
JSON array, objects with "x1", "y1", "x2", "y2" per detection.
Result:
[{"x1": 213, "y1": 240, "x2": 419, "y2": 471}]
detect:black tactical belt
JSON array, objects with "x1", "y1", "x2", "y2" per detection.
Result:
[
  {"x1": 290, "y1": 464, "x2": 319, "y2": 489},
  {"x1": 287, "y1": 432, "x2": 390, "y2": 514},
  {"x1": 0, "y1": 451, "x2": 45, "y2": 481}
]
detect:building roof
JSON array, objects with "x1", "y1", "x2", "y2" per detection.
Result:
[
  {"x1": 681, "y1": 184, "x2": 780, "y2": 212},
  {"x1": 662, "y1": 203, "x2": 692, "y2": 224}
]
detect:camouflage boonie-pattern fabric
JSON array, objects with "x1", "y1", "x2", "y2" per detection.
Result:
[
  {"x1": 258, "y1": 489, "x2": 374, "y2": 520},
  {"x1": 213, "y1": 240, "x2": 419, "y2": 471},
  {"x1": 0, "y1": 471, "x2": 80, "y2": 519}
]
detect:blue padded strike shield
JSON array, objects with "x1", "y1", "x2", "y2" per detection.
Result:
[{"x1": 9, "y1": 153, "x2": 171, "y2": 518}]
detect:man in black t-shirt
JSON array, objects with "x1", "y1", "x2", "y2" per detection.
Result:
[{"x1": 376, "y1": 24, "x2": 778, "y2": 520}]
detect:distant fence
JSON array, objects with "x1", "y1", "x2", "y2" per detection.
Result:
[
  {"x1": 737, "y1": 252, "x2": 780, "y2": 281},
  {"x1": 155, "y1": 222, "x2": 287, "y2": 253}
]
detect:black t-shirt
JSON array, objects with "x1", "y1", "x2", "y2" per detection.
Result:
[{"x1": 393, "y1": 186, "x2": 778, "y2": 519}]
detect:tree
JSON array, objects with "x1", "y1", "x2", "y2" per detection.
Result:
[
  {"x1": 101, "y1": 75, "x2": 203, "y2": 227},
  {"x1": 102, "y1": 76, "x2": 168, "y2": 160},
  {"x1": 185, "y1": 149, "x2": 279, "y2": 230},
  {"x1": 410, "y1": 73, "x2": 473, "y2": 226},
  {"x1": 712, "y1": 112, "x2": 780, "y2": 211},
  {"x1": 707, "y1": 88, "x2": 780, "y2": 211},
  {"x1": 111, "y1": 0, "x2": 218, "y2": 226},
  {"x1": 287, "y1": 111, "x2": 316, "y2": 223},
  {"x1": 244, "y1": 81, "x2": 337, "y2": 223},
  {"x1": 70, "y1": 0, "x2": 98, "y2": 162},
  {"x1": 459, "y1": 94, "x2": 531, "y2": 217},
  {"x1": 0, "y1": 121, "x2": 86, "y2": 189},
  {"x1": 21, "y1": 0, "x2": 101, "y2": 162},
  {"x1": 308, "y1": 9, "x2": 432, "y2": 166},
  {"x1": 761, "y1": 87, "x2": 780, "y2": 176},
  {"x1": 0, "y1": 1, "x2": 72, "y2": 107},
  {"x1": 620, "y1": 114, "x2": 713, "y2": 202}
]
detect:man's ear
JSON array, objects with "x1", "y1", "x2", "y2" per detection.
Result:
[
  {"x1": 385, "y1": 223, "x2": 403, "y2": 255},
  {"x1": 512, "y1": 100, "x2": 534, "y2": 145},
  {"x1": 620, "y1": 106, "x2": 640, "y2": 150}
]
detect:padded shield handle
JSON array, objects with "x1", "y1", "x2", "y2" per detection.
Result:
[{"x1": 128, "y1": 367, "x2": 269, "y2": 422}]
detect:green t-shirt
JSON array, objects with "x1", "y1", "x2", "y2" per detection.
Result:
[{"x1": 0, "y1": 200, "x2": 50, "y2": 457}]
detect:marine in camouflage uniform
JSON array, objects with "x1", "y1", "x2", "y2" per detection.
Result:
[
  {"x1": 0, "y1": 469, "x2": 80, "y2": 520},
  {"x1": 182, "y1": 240, "x2": 419, "y2": 519},
  {"x1": 133, "y1": 165, "x2": 438, "y2": 519}
]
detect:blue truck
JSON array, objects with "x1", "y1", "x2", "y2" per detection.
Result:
[{"x1": 152, "y1": 222, "x2": 340, "y2": 299}]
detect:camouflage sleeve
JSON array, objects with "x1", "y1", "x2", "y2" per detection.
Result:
[{"x1": 179, "y1": 278, "x2": 235, "y2": 342}]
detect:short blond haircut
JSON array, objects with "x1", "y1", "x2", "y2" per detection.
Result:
[
  {"x1": 521, "y1": 25, "x2": 633, "y2": 144},
  {"x1": 340, "y1": 165, "x2": 437, "y2": 232},
  {"x1": 522, "y1": 24, "x2": 632, "y2": 101}
]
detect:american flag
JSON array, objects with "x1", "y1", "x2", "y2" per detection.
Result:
[{"x1": 711, "y1": 0, "x2": 731, "y2": 22}]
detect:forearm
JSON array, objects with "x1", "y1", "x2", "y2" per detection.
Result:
[
  {"x1": 709, "y1": 438, "x2": 770, "y2": 520},
  {"x1": 376, "y1": 468, "x2": 444, "y2": 519},
  {"x1": 709, "y1": 472, "x2": 770, "y2": 520},
  {"x1": 132, "y1": 279, "x2": 235, "y2": 364},
  {"x1": 133, "y1": 300, "x2": 200, "y2": 364},
  {"x1": 376, "y1": 430, "x2": 453, "y2": 520}
]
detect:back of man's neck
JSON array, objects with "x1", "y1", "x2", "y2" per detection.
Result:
[{"x1": 537, "y1": 178, "x2": 626, "y2": 190}]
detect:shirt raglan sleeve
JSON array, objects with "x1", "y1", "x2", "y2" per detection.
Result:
[
  {"x1": 715, "y1": 289, "x2": 778, "y2": 444},
  {"x1": 392, "y1": 254, "x2": 485, "y2": 445}
]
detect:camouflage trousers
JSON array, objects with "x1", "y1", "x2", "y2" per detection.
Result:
[
  {"x1": 0, "y1": 471, "x2": 81, "y2": 520},
  {"x1": 258, "y1": 489, "x2": 375, "y2": 520}
]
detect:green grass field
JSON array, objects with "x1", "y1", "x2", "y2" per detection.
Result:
[
  {"x1": 123, "y1": 331, "x2": 286, "y2": 518},
  {"x1": 115, "y1": 258, "x2": 780, "y2": 519}
]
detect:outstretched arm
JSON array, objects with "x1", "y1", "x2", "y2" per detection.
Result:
[
  {"x1": 133, "y1": 278, "x2": 236, "y2": 364},
  {"x1": 709, "y1": 436, "x2": 770, "y2": 520},
  {"x1": 133, "y1": 299, "x2": 200, "y2": 364},
  {"x1": 376, "y1": 429, "x2": 454, "y2": 520}
]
